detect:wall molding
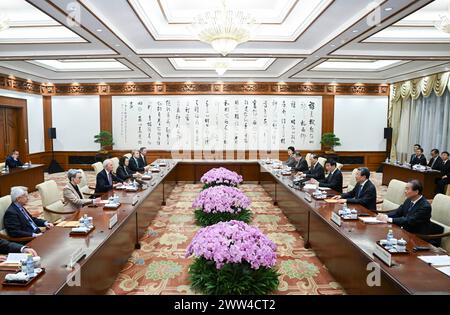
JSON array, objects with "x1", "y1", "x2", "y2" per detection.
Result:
[{"x1": 1, "y1": 74, "x2": 390, "y2": 96}]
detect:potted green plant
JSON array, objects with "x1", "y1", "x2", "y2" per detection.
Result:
[
  {"x1": 94, "y1": 131, "x2": 114, "y2": 161},
  {"x1": 320, "y1": 133, "x2": 341, "y2": 154}
]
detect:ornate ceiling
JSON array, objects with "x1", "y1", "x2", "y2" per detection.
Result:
[{"x1": 0, "y1": 0, "x2": 449, "y2": 83}]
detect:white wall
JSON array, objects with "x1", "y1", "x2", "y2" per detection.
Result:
[
  {"x1": 51, "y1": 96, "x2": 100, "y2": 151},
  {"x1": 334, "y1": 96, "x2": 388, "y2": 152},
  {"x1": 0, "y1": 89, "x2": 44, "y2": 154}
]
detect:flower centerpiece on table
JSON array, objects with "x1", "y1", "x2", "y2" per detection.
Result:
[
  {"x1": 200, "y1": 167, "x2": 243, "y2": 189},
  {"x1": 192, "y1": 186, "x2": 252, "y2": 226},
  {"x1": 186, "y1": 220, "x2": 279, "y2": 295}
]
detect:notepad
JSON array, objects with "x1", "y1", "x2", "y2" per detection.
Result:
[
  {"x1": 319, "y1": 187, "x2": 331, "y2": 191},
  {"x1": 303, "y1": 184, "x2": 317, "y2": 190},
  {"x1": 3, "y1": 253, "x2": 28, "y2": 264},
  {"x1": 436, "y1": 266, "x2": 450, "y2": 277},
  {"x1": 56, "y1": 221, "x2": 80, "y2": 228},
  {"x1": 324, "y1": 199, "x2": 339, "y2": 203},
  {"x1": 418, "y1": 255, "x2": 450, "y2": 266},
  {"x1": 358, "y1": 217, "x2": 385, "y2": 224}
]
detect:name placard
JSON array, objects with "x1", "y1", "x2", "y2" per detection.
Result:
[
  {"x1": 68, "y1": 247, "x2": 85, "y2": 268},
  {"x1": 373, "y1": 245, "x2": 392, "y2": 266},
  {"x1": 109, "y1": 213, "x2": 118, "y2": 229},
  {"x1": 331, "y1": 212, "x2": 342, "y2": 227}
]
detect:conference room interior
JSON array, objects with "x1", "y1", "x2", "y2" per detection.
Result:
[{"x1": 0, "y1": 0, "x2": 450, "y2": 302}]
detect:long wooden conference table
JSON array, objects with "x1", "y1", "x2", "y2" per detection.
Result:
[
  {"x1": 0, "y1": 159, "x2": 449, "y2": 295},
  {"x1": 0, "y1": 164, "x2": 45, "y2": 196}
]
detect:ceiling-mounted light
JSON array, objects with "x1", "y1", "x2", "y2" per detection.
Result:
[
  {"x1": 214, "y1": 61, "x2": 229, "y2": 76},
  {"x1": 0, "y1": 13, "x2": 10, "y2": 32},
  {"x1": 435, "y1": 4, "x2": 450, "y2": 34},
  {"x1": 191, "y1": 0, "x2": 258, "y2": 56}
]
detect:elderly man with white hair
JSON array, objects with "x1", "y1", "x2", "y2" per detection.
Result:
[
  {"x1": 94, "y1": 159, "x2": 123, "y2": 194},
  {"x1": 4, "y1": 186, "x2": 53, "y2": 238}
]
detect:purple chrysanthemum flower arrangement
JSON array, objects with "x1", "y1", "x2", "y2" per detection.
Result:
[
  {"x1": 192, "y1": 186, "x2": 251, "y2": 214},
  {"x1": 200, "y1": 167, "x2": 243, "y2": 188},
  {"x1": 186, "y1": 220, "x2": 277, "y2": 270}
]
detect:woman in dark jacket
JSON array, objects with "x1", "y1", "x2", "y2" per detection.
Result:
[{"x1": 116, "y1": 156, "x2": 142, "y2": 182}]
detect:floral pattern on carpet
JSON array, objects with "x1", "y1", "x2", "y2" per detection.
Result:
[{"x1": 108, "y1": 183, "x2": 345, "y2": 295}]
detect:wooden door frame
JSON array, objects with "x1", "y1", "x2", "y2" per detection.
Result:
[{"x1": 0, "y1": 96, "x2": 29, "y2": 161}]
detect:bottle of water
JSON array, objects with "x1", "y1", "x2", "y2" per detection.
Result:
[
  {"x1": 386, "y1": 229, "x2": 394, "y2": 246},
  {"x1": 26, "y1": 254, "x2": 35, "y2": 277},
  {"x1": 83, "y1": 214, "x2": 89, "y2": 228},
  {"x1": 5, "y1": 165, "x2": 9, "y2": 173}
]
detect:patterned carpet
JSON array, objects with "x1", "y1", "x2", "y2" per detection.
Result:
[{"x1": 22, "y1": 170, "x2": 387, "y2": 295}]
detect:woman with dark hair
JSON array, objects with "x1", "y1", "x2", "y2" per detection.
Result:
[{"x1": 116, "y1": 156, "x2": 143, "y2": 182}]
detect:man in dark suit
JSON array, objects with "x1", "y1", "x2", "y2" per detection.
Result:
[
  {"x1": 311, "y1": 160, "x2": 343, "y2": 193},
  {"x1": 410, "y1": 147, "x2": 427, "y2": 166},
  {"x1": 5, "y1": 149, "x2": 23, "y2": 169},
  {"x1": 4, "y1": 187, "x2": 53, "y2": 238},
  {"x1": 333, "y1": 167, "x2": 377, "y2": 211},
  {"x1": 377, "y1": 180, "x2": 432, "y2": 235},
  {"x1": 283, "y1": 146, "x2": 297, "y2": 168},
  {"x1": 293, "y1": 152, "x2": 308, "y2": 173},
  {"x1": 129, "y1": 150, "x2": 150, "y2": 173},
  {"x1": 138, "y1": 147, "x2": 148, "y2": 169},
  {"x1": 95, "y1": 159, "x2": 123, "y2": 194},
  {"x1": 435, "y1": 151, "x2": 450, "y2": 194},
  {"x1": 0, "y1": 239, "x2": 37, "y2": 259},
  {"x1": 298, "y1": 154, "x2": 325, "y2": 181},
  {"x1": 428, "y1": 148, "x2": 443, "y2": 171}
]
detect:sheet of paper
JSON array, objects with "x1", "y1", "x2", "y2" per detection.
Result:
[
  {"x1": 319, "y1": 187, "x2": 331, "y2": 190},
  {"x1": 418, "y1": 255, "x2": 450, "y2": 266},
  {"x1": 358, "y1": 217, "x2": 385, "y2": 224},
  {"x1": 4, "y1": 253, "x2": 28, "y2": 264},
  {"x1": 324, "y1": 199, "x2": 339, "y2": 203},
  {"x1": 303, "y1": 184, "x2": 317, "y2": 190},
  {"x1": 436, "y1": 266, "x2": 450, "y2": 277}
]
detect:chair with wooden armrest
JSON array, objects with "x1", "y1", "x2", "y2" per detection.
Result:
[
  {"x1": 111, "y1": 157, "x2": 120, "y2": 174},
  {"x1": 446, "y1": 184, "x2": 450, "y2": 196},
  {"x1": 36, "y1": 180, "x2": 76, "y2": 223},
  {"x1": 336, "y1": 163, "x2": 344, "y2": 170},
  {"x1": 0, "y1": 195, "x2": 34, "y2": 244},
  {"x1": 417, "y1": 194, "x2": 450, "y2": 253},
  {"x1": 91, "y1": 162, "x2": 103, "y2": 175},
  {"x1": 377, "y1": 179, "x2": 407, "y2": 213}
]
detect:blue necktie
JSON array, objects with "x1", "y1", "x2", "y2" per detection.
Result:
[{"x1": 18, "y1": 206, "x2": 39, "y2": 231}]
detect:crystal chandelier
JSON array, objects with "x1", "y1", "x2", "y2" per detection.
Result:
[
  {"x1": 0, "y1": 14, "x2": 10, "y2": 32},
  {"x1": 435, "y1": 4, "x2": 450, "y2": 33},
  {"x1": 191, "y1": 0, "x2": 257, "y2": 56}
]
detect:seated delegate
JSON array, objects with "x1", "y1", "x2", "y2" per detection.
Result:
[
  {"x1": 5, "y1": 149, "x2": 24, "y2": 169},
  {"x1": 310, "y1": 160, "x2": 343, "y2": 193},
  {"x1": 332, "y1": 167, "x2": 377, "y2": 211},
  {"x1": 283, "y1": 146, "x2": 297, "y2": 168},
  {"x1": 94, "y1": 159, "x2": 123, "y2": 194},
  {"x1": 116, "y1": 156, "x2": 143, "y2": 182},
  {"x1": 63, "y1": 169, "x2": 100, "y2": 211},
  {"x1": 4, "y1": 187, "x2": 54, "y2": 238},
  {"x1": 297, "y1": 154, "x2": 325, "y2": 181}
]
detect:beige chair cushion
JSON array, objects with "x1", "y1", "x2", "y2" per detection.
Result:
[
  {"x1": 36, "y1": 180, "x2": 61, "y2": 207},
  {"x1": 346, "y1": 168, "x2": 359, "y2": 192},
  {"x1": 44, "y1": 200, "x2": 68, "y2": 223},
  {"x1": 305, "y1": 153, "x2": 312, "y2": 168},
  {"x1": 318, "y1": 157, "x2": 326, "y2": 168},
  {"x1": 0, "y1": 195, "x2": 11, "y2": 231},
  {"x1": 111, "y1": 157, "x2": 120, "y2": 173},
  {"x1": 336, "y1": 163, "x2": 344, "y2": 170},
  {"x1": 92, "y1": 162, "x2": 103, "y2": 175},
  {"x1": 0, "y1": 162, "x2": 5, "y2": 169},
  {"x1": 78, "y1": 169, "x2": 88, "y2": 189},
  {"x1": 380, "y1": 179, "x2": 407, "y2": 213},
  {"x1": 124, "y1": 153, "x2": 132, "y2": 159},
  {"x1": 446, "y1": 185, "x2": 450, "y2": 196},
  {"x1": 430, "y1": 194, "x2": 450, "y2": 253}
]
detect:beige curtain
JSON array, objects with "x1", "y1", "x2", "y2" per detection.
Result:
[{"x1": 390, "y1": 70, "x2": 450, "y2": 161}]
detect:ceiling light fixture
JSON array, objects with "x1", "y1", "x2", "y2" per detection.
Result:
[
  {"x1": 435, "y1": 4, "x2": 450, "y2": 34},
  {"x1": 214, "y1": 61, "x2": 229, "y2": 76},
  {"x1": 0, "y1": 13, "x2": 10, "y2": 32},
  {"x1": 191, "y1": 0, "x2": 258, "y2": 56}
]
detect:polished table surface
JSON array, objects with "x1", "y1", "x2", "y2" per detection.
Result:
[
  {"x1": 382, "y1": 162, "x2": 441, "y2": 199},
  {"x1": 260, "y1": 161, "x2": 450, "y2": 294},
  {"x1": 0, "y1": 164, "x2": 45, "y2": 195}
]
